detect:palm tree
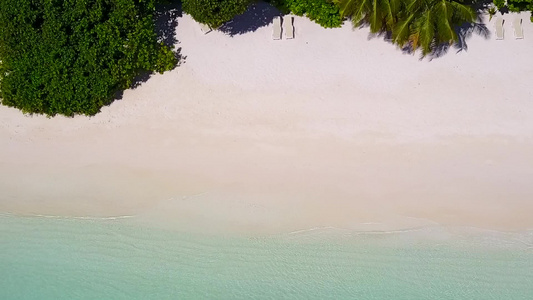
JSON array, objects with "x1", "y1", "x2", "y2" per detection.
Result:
[
  {"x1": 338, "y1": 0, "x2": 403, "y2": 33},
  {"x1": 339, "y1": 0, "x2": 476, "y2": 56},
  {"x1": 392, "y1": 0, "x2": 476, "y2": 56}
]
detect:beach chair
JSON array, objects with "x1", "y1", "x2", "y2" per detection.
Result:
[
  {"x1": 495, "y1": 18, "x2": 504, "y2": 40},
  {"x1": 272, "y1": 16, "x2": 282, "y2": 40},
  {"x1": 200, "y1": 23, "x2": 212, "y2": 34},
  {"x1": 283, "y1": 15, "x2": 294, "y2": 39},
  {"x1": 513, "y1": 18, "x2": 524, "y2": 39}
]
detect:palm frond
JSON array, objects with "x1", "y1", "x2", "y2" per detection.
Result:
[
  {"x1": 389, "y1": 0, "x2": 401, "y2": 16},
  {"x1": 392, "y1": 14, "x2": 415, "y2": 46},
  {"x1": 369, "y1": 0, "x2": 383, "y2": 33},
  {"x1": 417, "y1": 10, "x2": 435, "y2": 55},
  {"x1": 340, "y1": 0, "x2": 371, "y2": 26},
  {"x1": 433, "y1": 0, "x2": 455, "y2": 42},
  {"x1": 410, "y1": 31, "x2": 420, "y2": 51},
  {"x1": 381, "y1": 0, "x2": 399, "y2": 30},
  {"x1": 338, "y1": 0, "x2": 359, "y2": 18},
  {"x1": 406, "y1": 0, "x2": 425, "y2": 15},
  {"x1": 449, "y1": 1, "x2": 476, "y2": 23}
]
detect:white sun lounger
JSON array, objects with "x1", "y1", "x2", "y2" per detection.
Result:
[
  {"x1": 272, "y1": 16, "x2": 282, "y2": 40},
  {"x1": 513, "y1": 18, "x2": 524, "y2": 39},
  {"x1": 495, "y1": 18, "x2": 504, "y2": 40},
  {"x1": 199, "y1": 23, "x2": 212, "y2": 34},
  {"x1": 283, "y1": 16, "x2": 294, "y2": 39}
]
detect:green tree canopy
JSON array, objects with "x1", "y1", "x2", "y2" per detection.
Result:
[
  {"x1": 0, "y1": 0, "x2": 177, "y2": 116},
  {"x1": 338, "y1": 0, "x2": 476, "y2": 56},
  {"x1": 338, "y1": 0, "x2": 401, "y2": 33},
  {"x1": 182, "y1": 0, "x2": 251, "y2": 28},
  {"x1": 507, "y1": 0, "x2": 533, "y2": 13},
  {"x1": 393, "y1": 0, "x2": 476, "y2": 56},
  {"x1": 273, "y1": 0, "x2": 344, "y2": 28}
]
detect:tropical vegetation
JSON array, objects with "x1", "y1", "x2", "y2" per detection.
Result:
[
  {"x1": 506, "y1": 0, "x2": 533, "y2": 22},
  {"x1": 493, "y1": 0, "x2": 506, "y2": 10},
  {"x1": 493, "y1": 0, "x2": 533, "y2": 22},
  {"x1": 2, "y1": 0, "x2": 527, "y2": 116},
  {"x1": 182, "y1": 0, "x2": 252, "y2": 28},
  {"x1": 507, "y1": 0, "x2": 533, "y2": 12},
  {"x1": 0, "y1": 0, "x2": 178, "y2": 116},
  {"x1": 270, "y1": 0, "x2": 344, "y2": 28},
  {"x1": 338, "y1": 0, "x2": 477, "y2": 56}
]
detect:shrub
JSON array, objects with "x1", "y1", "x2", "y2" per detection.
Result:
[
  {"x1": 0, "y1": 0, "x2": 178, "y2": 116},
  {"x1": 269, "y1": 0, "x2": 343, "y2": 28},
  {"x1": 507, "y1": 0, "x2": 533, "y2": 12},
  {"x1": 182, "y1": 0, "x2": 251, "y2": 28},
  {"x1": 493, "y1": 0, "x2": 506, "y2": 10},
  {"x1": 301, "y1": 0, "x2": 343, "y2": 28}
]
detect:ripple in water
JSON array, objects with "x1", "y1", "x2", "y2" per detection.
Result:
[{"x1": 1, "y1": 214, "x2": 532, "y2": 299}]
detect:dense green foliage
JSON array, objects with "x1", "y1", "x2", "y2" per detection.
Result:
[
  {"x1": 273, "y1": 0, "x2": 343, "y2": 28},
  {"x1": 493, "y1": 0, "x2": 533, "y2": 22},
  {"x1": 506, "y1": 0, "x2": 533, "y2": 13},
  {"x1": 493, "y1": 0, "x2": 506, "y2": 10},
  {"x1": 338, "y1": 0, "x2": 476, "y2": 56},
  {"x1": 0, "y1": 0, "x2": 177, "y2": 116},
  {"x1": 182, "y1": 0, "x2": 251, "y2": 28}
]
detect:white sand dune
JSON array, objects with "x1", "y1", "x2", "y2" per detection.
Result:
[{"x1": 1, "y1": 12, "x2": 532, "y2": 234}]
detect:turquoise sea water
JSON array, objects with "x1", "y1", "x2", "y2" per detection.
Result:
[{"x1": 1, "y1": 214, "x2": 532, "y2": 299}]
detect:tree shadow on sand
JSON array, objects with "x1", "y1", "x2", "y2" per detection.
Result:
[
  {"x1": 154, "y1": 1, "x2": 183, "y2": 48},
  {"x1": 377, "y1": 18, "x2": 491, "y2": 60},
  {"x1": 219, "y1": 2, "x2": 282, "y2": 36},
  {"x1": 422, "y1": 1, "x2": 492, "y2": 60},
  {"x1": 426, "y1": 21, "x2": 490, "y2": 60},
  {"x1": 361, "y1": 1, "x2": 492, "y2": 60}
]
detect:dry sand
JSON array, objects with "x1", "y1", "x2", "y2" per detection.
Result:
[{"x1": 1, "y1": 11, "x2": 533, "y2": 234}]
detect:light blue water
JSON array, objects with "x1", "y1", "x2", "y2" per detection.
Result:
[{"x1": 1, "y1": 214, "x2": 532, "y2": 299}]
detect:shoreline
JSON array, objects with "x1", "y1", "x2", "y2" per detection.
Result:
[
  {"x1": 2, "y1": 212, "x2": 532, "y2": 299},
  {"x1": 1, "y1": 14, "x2": 533, "y2": 235},
  {"x1": 2, "y1": 211, "x2": 533, "y2": 237}
]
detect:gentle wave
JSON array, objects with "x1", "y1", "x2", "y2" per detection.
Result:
[
  {"x1": 1, "y1": 213, "x2": 532, "y2": 299},
  {"x1": 0, "y1": 211, "x2": 136, "y2": 220}
]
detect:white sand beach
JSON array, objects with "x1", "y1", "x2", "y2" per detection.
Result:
[{"x1": 1, "y1": 10, "x2": 533, "y2": 234}]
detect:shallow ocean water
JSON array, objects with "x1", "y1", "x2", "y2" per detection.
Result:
[{"x1": 1, "y1": 213, "x2": 532, "y2": 299}]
